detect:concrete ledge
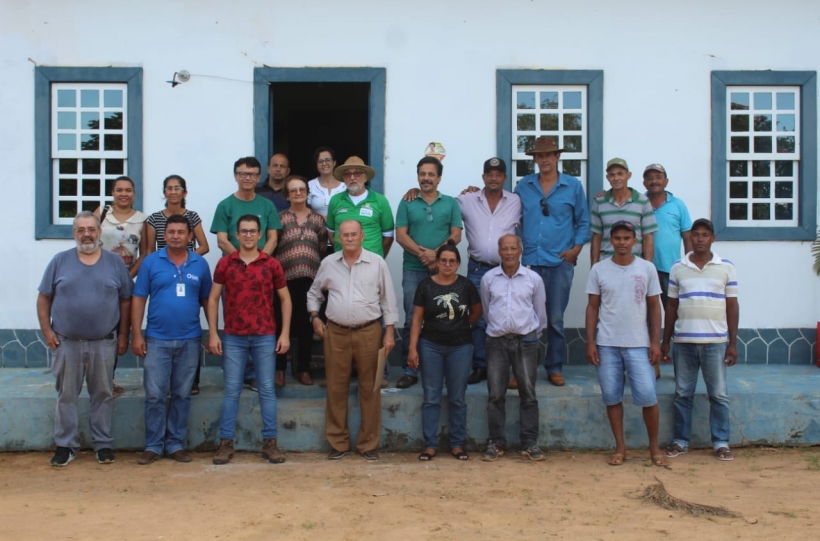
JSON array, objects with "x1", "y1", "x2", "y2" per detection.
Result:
[{"x1": 2, "y1": 365, "x2": 819, "y2": 452}]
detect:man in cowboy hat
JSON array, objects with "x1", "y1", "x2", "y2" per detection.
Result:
[
  {"x1": 514, "y1": 136, "x2": 590, "y2": 386},
  {"x1": 326, "y1": 156, "x2": 395, "y2": 257}
]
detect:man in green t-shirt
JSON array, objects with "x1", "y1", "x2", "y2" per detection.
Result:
[
  {"x1": 326, "y1": 156, "x2": 394, "y2": 257},
  {"x1": 394, "y1": 156, "x2": 463, "y2": 388},
  {"x1": 211, "y1": 156, "x2": 282, "y2": 256}
]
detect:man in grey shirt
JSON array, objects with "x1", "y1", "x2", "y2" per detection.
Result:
[{"x1": 37, "y1": 211, "x2": 133, "y2": 467}]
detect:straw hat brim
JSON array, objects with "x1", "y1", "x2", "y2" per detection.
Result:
[{"x1": 333, "y1": 164, "x2": 376, "y2": 182}]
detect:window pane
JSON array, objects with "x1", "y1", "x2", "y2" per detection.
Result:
[
  {"x1": 517, "y1": 92, "x2": 535, "y2": 110},
  {"x1": 754, "y1": 136, "x2": 772, "y2": 153},
  {"x1": 57, "y1": 134, "x2": 76, "y2": 151},
  {"x1": 105, "y1": 178, "x2": 117, "y2": 195},
  {"x1": 540, "y1": 114, "x2": 558, "y2": 131},
  {"x1": 776, "y1": 114, "x2": 795, "y2": 132},
  {"x1": 730, "y1": 115, "x2": 749, "y2": 132},
  {"x1": 752, "y1": 161, "x2": 770, "y2": 176},
  {"x1": 753, "y1": 114, "x2": 772, "y2": 132},
  {"x1": 774, "y1": 161, "x2": 793, "y2": 177},
  {"x1": 729, "y1": 203, "x2": 747, "y2": 219},
  {"x1": 81, "y1": 200, "x2": 99, "y2": 213},
  {"x1": 515, "y1": 160, "x2": 535, "y2": 177},
  {"x1": 776, "y1": 136, "x2": 795, "y2": 153},
  {"x1": 105, "y1": 159, "x2": 124, "y2": 174},
  {"x1": 57, "y1": 89, "x2": 76, "y2": 108},
  {"x1": 81, "y1": 112, "x2": 100, "y2": 129},
  {"x1": 517, "y1": 114, "x2": 535, "y2": 131},
  {"x1": 57, "y1": 112, "x2": 76, "y2": 129},
  {"x1": 776, "y1": 92, "x2": 795, "y2": 110},
  {"x1": 729, "y1": 182, "x2": 748, "y2": 198},
  {"x1": 752, "y1": 181, "x2": 770, "y2": 198},
  {"x1": 59, "y1": 159, "x2": 78, "y2": 174},
  {"x1": 104, "y1": 89, "x2": 123, "y2": 108},
  {"x1": 754, "y1": 92, "x2": 772, "y2": 110},
  {"x1": 562, "y1": 160, "x2": 581, "y2": 177},
  {"x1": 58, "y1": 200, "x2": 78, "y2": 218},
  {"x1": 517, "y1": 135, "x2": 535, "y2": 153},
  {"x1": 563, "y1": 136, "x2": 582, "y2": 152},
  {"x1": 775, "y1": 181, "x2": 793, "y2": 198},
  {"x1": 58, "y1": 178, "x2": 77, "y2": 196},
  {"x1": 752, "y1": 203, "x2": 770, "y2": 220},
  {"x1": 80, "y1": 89, "x2": 99, "y2": 108},
  {"x1": 563, "y1": 113, "x2": 582, "y2": 131},
  {"x1": 729, "y1": 161, "x2": 748, "y2": 177},
  {"x1": 730, "y1": 137, "x2": 749, "y2": 153},
  {"x1": 81, "y1": 134, "x2": 99, "y2": 151},
  {"x1": 730, "y1": 92, "x2": 749, "y2": 110},
  {"x1": 104, "y1": 134, "x2": 123, "y2": 151},
  {"x1": 775, "y1": 203, "x2": 793, "y2": 220},
  {"x1": 83, "y1": 159, "x2": 101, "y2": 174},
  {"x1": 82, "y1": 178, "x2": 101, "y2": 196},
  {"x1": 104, "y1": 111, "x2": 123, "y2": 130},
  {"x1": 563, "y1": 91, "x2": 582, "y2": 109},
  {"x1": 540, "y1": 92, "x2": 558, "y2": 109}
]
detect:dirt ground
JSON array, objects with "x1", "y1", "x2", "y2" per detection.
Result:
[{"x1": 1, "y1": 446, "x2": 818, "y2": 541}]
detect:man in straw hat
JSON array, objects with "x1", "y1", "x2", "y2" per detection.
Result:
[
  {"x1": 326, "y1": 156, "x2": 395, "y2": 258},
  {"x1": 514, "y1": 136, "x2": 590, "y2": 386}
]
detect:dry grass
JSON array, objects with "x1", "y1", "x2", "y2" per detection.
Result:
[{"x1": 627, "y1": 476, "x2": 743, "y2": 519}]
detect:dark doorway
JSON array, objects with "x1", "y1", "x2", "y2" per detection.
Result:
[{"x1": 270, "y1": 82, "x2": 370, "y2": 179}]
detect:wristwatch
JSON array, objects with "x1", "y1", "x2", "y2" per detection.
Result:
[{"x1": 309, "y1": 314, "x2": 320, "y2": 322}]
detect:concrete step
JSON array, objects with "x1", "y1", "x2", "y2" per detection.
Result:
[{"x1": 2, "y1": 365, "x2": 819, "y2": 453}]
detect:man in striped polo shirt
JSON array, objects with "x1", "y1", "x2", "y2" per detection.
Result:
[
  {"x1": 590, "y1": 158, "x2": 658, "y2": 265},
  {"x1": 661, "y1": 218, "x2": 739, "y2": 461}
]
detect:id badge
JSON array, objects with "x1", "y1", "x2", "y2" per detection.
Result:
[
  {"x1": 359, "y1": 207, "x2": 373, "y2": 217},
  {"x1": 176, "y1": 283, "x2": 186, "y2": 297}
]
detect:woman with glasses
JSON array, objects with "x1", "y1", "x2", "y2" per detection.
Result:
[
  {"x1": 407, "y1": 241, "x2": 482, "y2": 461},
  {"x1": 274, "y1": 176, "x2": 327, "y2": 386},
  {"x1": 307, "y1": 147, "x2": 346, "y2": 232},
  {"x1": 146, "y1": 175, "x2": 210, "y2": 256}
]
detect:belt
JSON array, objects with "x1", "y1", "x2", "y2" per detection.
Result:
[
  {"x1": 61, "y1": 331, "x2": 116, "y2": 342},
  {"x1": 469, "y1": 257, "x2": 499, "y2": 268},
  {"x1": 329, "y1": 319, "x2": 379, "y2": 331},
  {"x1": 498, "y1": 333, "x2": 523, "y2": 340}
]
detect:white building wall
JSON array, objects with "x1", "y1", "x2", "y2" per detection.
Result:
[{"x1": 1, "y1": 0, "x2": 818, "y2": 330}]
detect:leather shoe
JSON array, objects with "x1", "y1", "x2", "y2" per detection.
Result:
[
  {"x1": 137, "y1": 450, "x2": 160, "y2": 465},
  {"x1": 468, "y1": 367, "x2": 487, "y2": 384},
  {"x1": 508, "y1": 377, "x2": 518, "y2": 390},
  {"x1": 548, "y1": 372, "x2": 566, "y2": 386},
  {"x1": 168, "y1": 449, "x2": 192, "y2": 463},
  {"x1": 275, "y1": 371, "x2": 286, "y2": 388},
  {"x1": 298, "y1": 372, "x2": 314, "y2": 386},
  {"x1": 396, "y1": 375, "x2": 418, "y2": 389}
]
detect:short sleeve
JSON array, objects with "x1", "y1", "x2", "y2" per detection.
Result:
[
  {"x1": 466, "y1": 277, "x2": 480, "y2": 306},
  {"x1": 187, "y1": 211, "x2": 203, "y2": 229},
  {"x1": 266, "y1": 203, "x2": 282, "y2": 231},
  {"x1": 585, "y1": 264, "x2": 601, "y2": 295},
  {"x1": 210, "y1": 200, "x2": 229, "y2": 234},
  {"x1": 646, "y1": 263, "x2": 662, "y2": 296},
  {"x1": 380, "y1": 197, "x2": 395, "y2": 233},
  {"x1": 590, "y1": 201, "x2": 603, "y2": 233},
  {"x1": 667, "y1": 263, "x2": 680, "y2": 299},
  {"x1": 395, "y1": 200, "x2": 409, "y2": 228},
  {"x1": 449, "y1": 199, "x2": 463, "y2": 228},
  {"x1": 213, "y1": 256, "x2": 229, "y2": 285},
  {"x1": 413, "y1": 278, "x2": 428, "y2": 307}
]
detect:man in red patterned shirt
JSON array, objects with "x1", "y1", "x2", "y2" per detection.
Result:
[{"x1": 206, "y1": 214, "x2": 292, "y2": 465}]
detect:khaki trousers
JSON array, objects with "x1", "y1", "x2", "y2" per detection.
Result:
[{"x1": 324, "y1": 321, "x2": 382, "y2": 454}]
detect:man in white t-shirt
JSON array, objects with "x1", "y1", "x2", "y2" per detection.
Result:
[{"x1": 585, "y1": 220, "x2": 666, "y2": 467}]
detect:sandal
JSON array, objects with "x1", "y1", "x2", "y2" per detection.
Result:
[
  {"x1": 451, "y1": 449, "x2": 469, "y2": 461},
  {"x1": 651, "y1": 454, "x2": 670, "y2": 468},
  {"x1": 607, "y1": 453, "x2": 625, "y2": 466},
  {"x1": 715, "y1": 447, "x2": 734, "y2": 461},
  {"x1": 418, "y1": 451, "x2": 436, "y2": 461},
  {"x1": 665, "y1": 443, "x2": 688, "y2": 458}
]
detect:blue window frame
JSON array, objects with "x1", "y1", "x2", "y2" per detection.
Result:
[
  {"x1": 34, "y1": 67, "x2": 143, "y2": 239},
  {"x1": 711, "y1": 71, "x2": 816, "y2": 240}
]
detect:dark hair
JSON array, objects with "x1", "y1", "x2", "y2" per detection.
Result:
[
  {"x1": 234, "y1": 156, "x2": 262, "y2": 173},
  {"x1": 113, "y1": 175, "x2": 135, "y2": 190},
  {"x1": 436, "y1": 239, "x2": 460, "y2": 263},
  {"x1": 102, "y1": 176, "x2": 135, "y2": 219},
  {"x1": 237, "y1": 214, "x2": 261, "y2": 231},
  {"x1": 166, "y1": 213, "x2": 192, "y2": 233},
  {"x1": 312, "y1": 146, "x2": 336, "y2": 164},
  {"x1": 417, "y1": 156, "x2": 443, "y2": 176},
  {"x1": 284, "y1": 175, "x2": 309, "y2": 196},
  {"x1": 163, "y1": 174, "x2": 187, "y2": 208}
]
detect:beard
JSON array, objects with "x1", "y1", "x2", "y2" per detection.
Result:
[{"x1": 76, "y1": 239, "x2": 98, "y2": 254}]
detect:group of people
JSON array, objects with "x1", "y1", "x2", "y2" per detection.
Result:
[{"x1": 37, "y1": 136, "x2": 739, "y2": 468}]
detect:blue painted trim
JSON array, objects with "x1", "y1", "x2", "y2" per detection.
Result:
[
  {"x1": 253, "y1": 67, "x2": 387, "y2": 193},
  {"x1": 495, "y1": 69, "x2": 605, "y2": 204},
  {"x1": 34, "y1": 67, "x2": 144, "y2": 239},
  {"x1": 711, "y1": 71, "x2": 817, "y2": 241}
]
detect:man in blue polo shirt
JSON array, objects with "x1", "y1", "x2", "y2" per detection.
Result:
[
  {"x1": 515, "y1": 137, "x2": 590, "y2": 386},
  {"x1": 132, "y1": 214, "x2": 212, "y2": 465}
]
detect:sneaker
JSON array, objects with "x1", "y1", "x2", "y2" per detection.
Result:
[
  {"x1": 212, "y1": 439, "x2": 234, "y2": 465},
  {"x1": 520, "y1": 445, "x2": 546, "y2": 461},
  {"x1": 244, "y1": 379, "x2": 258, "y2": 392},
  {"x1": 262, "y1": 438, "x2": 286, "y2": 464},
  {"x1": 468, "y1": 367, "x2": 487, "y2": 384},
  {"x1": 361, "y1": 450, "x2": 380, "y2": 462},
  {"x1": 481, "y1": 442, "x2": 505, "y2": 462},
  {"x1": 51, "y1": 447, "x2": 75, "y2": 467},
  {"x1": 96, "y1": 448, "x2": 115, "y2": 464},
  {"x1": 327, "y1": 449, "x2": 350, "y2": 460},
  {"x1": 396, "y1": 375, "x2": 418, "y2": 389}
]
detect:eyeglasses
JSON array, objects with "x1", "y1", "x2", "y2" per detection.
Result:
[
  {"x1": 540, "y1": 199, "x2": 550, "y2": 217},
  {"x1": 75, "y1": 227, "x2": 98, "y2": 235},
  {"x1": 235, "y1": 171, "x2": 260, "y2": 178},
  {"x1": 164, "y1": 186, "x2": 184, "y2": 192},
  {"x1": 425, "y1": 206, "x2": 433, "y2": 222},
  {"x1": 343, "y1": 170, "x2": 365, "y2": 178},
  {"x1": 238, "y1": 229, "x2": 260, "y2": 236},
  {"x1": 288, "y1": 187, "x2": 307, "y2": 194},
  {"x1": 317, "y1": 158, "x2": 334, "y2": 165},
  {"x1": 438, "y1": 258, "x2": 459, "y2": 266}
]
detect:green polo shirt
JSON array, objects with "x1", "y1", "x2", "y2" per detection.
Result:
[
  {"x1": 590, "y1": 187, "x2": 658, "y2": 260},
  {"x1": 210, "y1": 194, "x2": 282, "y2": 251},
  {"x1": 395, "y1": 193, "x2": 463, "y2": 271},
  {"x1": 326, "y1": 189, "x2": 394, "y2": 257}
]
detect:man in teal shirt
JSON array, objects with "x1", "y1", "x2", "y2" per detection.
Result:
[{"x1": 394, "y1": 156, "x2": 463, "y2": 388}]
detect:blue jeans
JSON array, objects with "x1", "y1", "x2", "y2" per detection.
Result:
[
  {"x1": 143, "y1": 337, "x2": 200, "y2": 455},
  {"x1": 596, "y1": 346, "x2": 657, "y2": 407},
  {"x1": 486, "y1": 332, "x2": 540, "y2": 448},
  {"x1": 672, "y1": 342, "x2": 731, "y2": 451},
  {"x1": 401, "y1": 269, "x2": 430, "y2": 376},
  {"x1": 220, "y1": 334, "x2": 278, "y2": 440},
  {"x1": 530, "y1": 263, "x2": 574, "y2": 375},
  {"x1": 418, "y1": 339, "x2": 473, "y2": 449},
  {"x1": 467, "y1": 259, "x2": 495, "y2": 370}
]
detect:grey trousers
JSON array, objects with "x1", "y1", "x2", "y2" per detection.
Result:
[{"x1": 52, "y1": 335, "x2": 117, "y2": 452}]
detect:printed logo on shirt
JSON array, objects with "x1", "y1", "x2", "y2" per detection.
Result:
[
  {"x1": 632, "y1": 275, "x2": 646, "y2": 304},
  {"x1": 337, "y1": 208, "x2": 348, "y2": 214},
  {"x1": 186, "y1": 273, "x2": 200, "y2": 282}
]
